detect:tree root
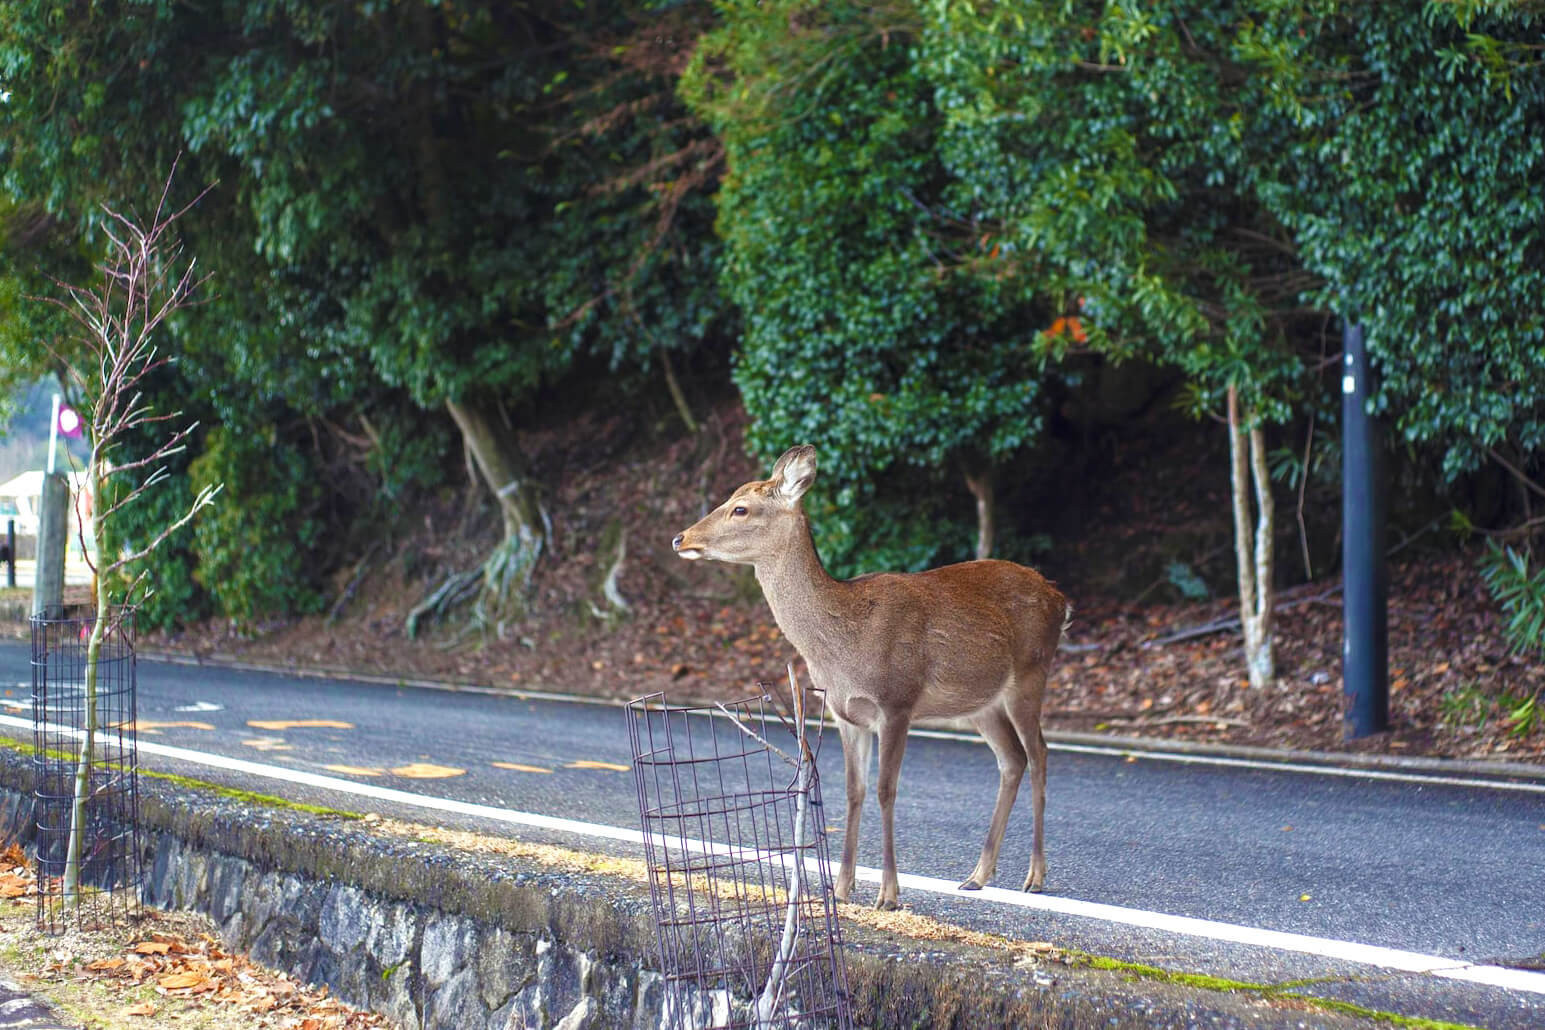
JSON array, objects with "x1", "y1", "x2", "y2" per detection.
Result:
[{"x1": 405, "y1": 526, "x2": 545, "y2": 641}]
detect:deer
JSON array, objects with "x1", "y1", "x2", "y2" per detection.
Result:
[{"x1": 672, "y1": 444, "x2": 1070, "y2": 910}]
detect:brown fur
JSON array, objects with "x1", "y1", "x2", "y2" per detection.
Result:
[{"x1": 673, "y1": 445, "x2": 1070, "y2": 909}]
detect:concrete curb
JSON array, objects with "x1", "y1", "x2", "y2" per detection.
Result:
[{"x1": 0, "y1": 745, "x2": 1380, "y2": 1029}]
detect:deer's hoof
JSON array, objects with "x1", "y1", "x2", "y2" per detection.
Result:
[
  {"x1": 957, "y1": 878, "x2": 984, "y2": 892},
  {"x1": 874, "y1": 897, "x2": 900, "y2": 912}
]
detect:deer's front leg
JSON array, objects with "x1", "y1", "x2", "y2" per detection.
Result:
[
  {"x1": 873, "y1": 718, "x2": 911, "y2": 911},
  {"x1": 834, "y1": 718, "x2": 871, "y2": 904}
]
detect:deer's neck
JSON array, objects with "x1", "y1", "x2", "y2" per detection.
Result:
[{"x1": 754, "y1": 520, "x2": 851, "y2": 663}]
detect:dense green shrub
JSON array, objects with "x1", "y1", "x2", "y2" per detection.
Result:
[
  {"x1": 188, "y1": 426, "x2": 323, "y2": 628},
  {"x1": 685, "y1": 1, "x2": 1056, "y2": 574},
  {"x1": 97, "y1": 471, "x2": 211, "y2": 633}
]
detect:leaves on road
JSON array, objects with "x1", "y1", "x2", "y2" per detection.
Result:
[{"x1": 390, "y1": 762, "x2": 466, "y2": 778}]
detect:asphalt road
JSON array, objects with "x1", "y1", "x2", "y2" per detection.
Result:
[{"x1": 3, "y1": 640, "x2": 1543, "y2": 1028}]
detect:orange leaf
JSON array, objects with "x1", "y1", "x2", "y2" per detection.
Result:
[
  {"x1": 86, "y1": 957, "x2": 127, "y2": 972},
  {"x1": 1041, "y1": 316, "x2": 1088, "y2": 343},
  {"x1": 157, "y1": 970, "x2": 207, "y2": 990},
  {"x1": 133, "y1": 942, "x2": 171, "y2": 955},
  {"x1": 124, "y1": 1002, "x2": 157, "y2": 1017}
]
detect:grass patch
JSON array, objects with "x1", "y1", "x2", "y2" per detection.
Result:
[
  {"x1": 1074, "y1": 953, "x2": 1488, "y2": 1030},
  {"x1": 140, "y1": 769, "x2": 364, "y2": 820},
  {"x1": 0, "y1": 734, "x2": 360, "y2": 820}
]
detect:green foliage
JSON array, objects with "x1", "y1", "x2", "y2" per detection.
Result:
[
  {"x1": 1479, "y1": 540, "x2": 1545, "y2": 655},
  {"x1": 1, "y1": 0, "x2": 729, "y2": 626},
  {"x1": 685, "y1": 0, "x2": 1053, "y2": 572},
  {"x1": 693, "y1": 0, "x2": 1543, "y2": 570},
  {"x1": 6, "y1": 0, "x2": 1543, "y2": 617},
  {"x1": 1245, "y1": 5, "x2": 1545, "y2": 481},
  {"x1": 97, "y1": 462, "x2": 209, "y2": 633},
  {"x1": 1440, "y1": 680, "x2": 1543, "y2": 740},
  {"x1": 188, "y1": 426, "x2": 323, "y2": 628}
]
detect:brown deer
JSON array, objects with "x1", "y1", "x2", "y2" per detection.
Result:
[{"x1": 672, "y1": 445, "x2": 1070, "y2": 910}]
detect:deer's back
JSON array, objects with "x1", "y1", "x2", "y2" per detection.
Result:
[{"x1": 811, "y1": 559, "x2": 1067, "y2": 712}]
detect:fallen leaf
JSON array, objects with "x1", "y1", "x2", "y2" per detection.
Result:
[
  {"x1": 247, "y1": 719, "x2": 354, "y2": 730},
  {"x1": 123, "y1": 1001, "x2": 157, "y2": 1017},
  {"x1": 134, "y1": 941, "x2": 172, "y2": 955},
  {"x1": 389, "y1": 762, "x2": 466, "y2": 779},
  {"x1": 492, "y1": 761, "x2": 552, "y2": 774},
  {"x1": 322, "y1": 765, "x2": 384, "y2": 777},
  {"x1": 157, "y1": 970, "x2": 208, "y2": 990}
]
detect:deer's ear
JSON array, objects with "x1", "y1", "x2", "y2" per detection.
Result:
[{"x1": 770, "y1": 445, "x2": 817, "y2": 507}]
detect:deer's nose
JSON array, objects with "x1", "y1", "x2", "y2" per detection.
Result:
[{"x1": 671, "y1": 534, "x2": 684, "y2": 552}]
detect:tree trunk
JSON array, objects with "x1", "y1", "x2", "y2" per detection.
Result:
[
  {"x1": 660, "y1": 347, "x2": 698, "y2": 435},
  {"x1": 445, "y1": 397, "x2": 542, "y2": 544},
  {"x1": 443, "y1": 397, "x2": 548, "y2": 627},
  {"x1": 1227, "y1": 385, "x2": 1276, "y2": 689},
  {"x1": 963, "y1": 467, "x2": 996, "y2": 561}
]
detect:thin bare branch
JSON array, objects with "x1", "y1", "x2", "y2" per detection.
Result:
[{"x1": 104, "y1": 483, "x2": 222, "y2": 575}]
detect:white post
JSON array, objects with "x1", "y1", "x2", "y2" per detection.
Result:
[{"x1": 48, "y1": 393, "x2": 60, "y2": 475}]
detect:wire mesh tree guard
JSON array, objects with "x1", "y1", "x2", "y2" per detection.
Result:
[
  {"x1": 628, "y1": 675, "x2": 853, "y2": 1030},
  {"x1": 30, "y1": 605, "x2": 142, "y2": 932}
]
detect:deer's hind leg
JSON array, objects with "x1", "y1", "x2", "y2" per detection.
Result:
[
  {"x1": 1004, "y1": 677, "x2": 1049, "y2": 892},
  {"x1": 959, "y1": 704, "x2": 1028, "y2": 891}
]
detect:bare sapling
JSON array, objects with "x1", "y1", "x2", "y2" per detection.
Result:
[
  {"x1": 42, "y1": 162, "x2": 221, "y2": 905},
  {"x1": 714, "y1": 663, "x2": 820, "y2": 1028},
  {"x1": 673, "y1": 445, "x2": 1070, "y2": 910}
]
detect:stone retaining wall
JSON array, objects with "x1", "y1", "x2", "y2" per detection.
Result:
[{"x1": 0, "y1": 748, "x2": 1355, "y2": 1029}]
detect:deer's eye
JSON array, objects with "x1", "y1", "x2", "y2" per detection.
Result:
[{"x1": 731, "y1": 506, "x2": 748, "y2": 517}]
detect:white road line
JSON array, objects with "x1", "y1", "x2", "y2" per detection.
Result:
[
  {"x1": 914, "y1": 729, "x2": 1545, "y2": 795},
  {"x1": 3, "y1": 712, "x2": 1542, "y2": 997}
]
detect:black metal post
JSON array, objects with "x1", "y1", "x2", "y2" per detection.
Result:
[
  {"x1": 1342, "y1": 321, "x2": 1389, "y2": 738},
  {"x1": 4, "y1": 518, "x2": 14, "y2": 588}
]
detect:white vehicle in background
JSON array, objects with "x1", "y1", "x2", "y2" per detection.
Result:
[{"x1": 0, "y1": 469, "x2": 94, "y2": 554}]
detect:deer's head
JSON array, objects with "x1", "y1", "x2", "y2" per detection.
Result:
[{"x1": 671, "y1": 445, "x2": 818, "y2": 566}]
